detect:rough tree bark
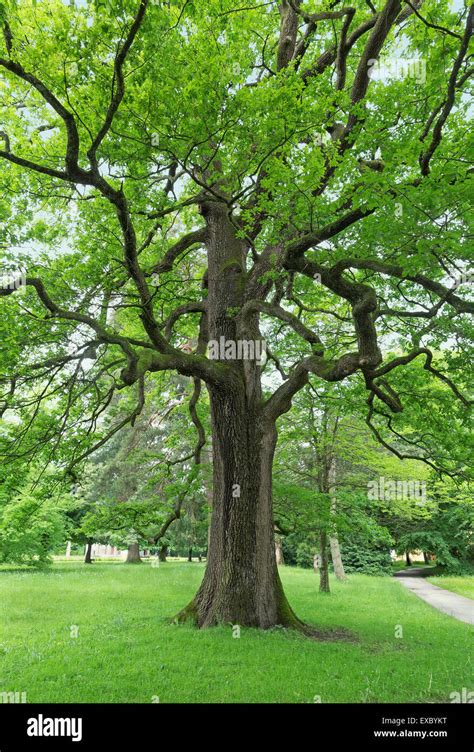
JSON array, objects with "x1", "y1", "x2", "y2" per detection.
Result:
[
  {"x1": 179, "y1": 399, "x2": 297, "y2": 627},
  {"x1": 159, "y1": 545, "x2": 168, "y2": 562},
  {"x1": 177, "y1": 204, "x2": 303, "y2": 630}
]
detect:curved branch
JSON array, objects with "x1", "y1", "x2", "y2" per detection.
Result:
[
  {"x1": 0, "y1": 56, "x2": 83, "y2": 177},
  {"x1": 328, "y1": 258, "x2": 474, "y2": 314},
  {"x1": 239, "y1": 300, "x2": 324, "y2": 353},
  {"x1": 149, "y1": 228, "x2": 207, "y2": 276},
  {"x1": 87, "y1": 0, "x2": 149, "y2": 166},
  {"x1": 419, "y1": 5, "x2": 474, "y2": 175},
  {"x1": 163, "y1": 302, "x2": 207, "y2": 340}
]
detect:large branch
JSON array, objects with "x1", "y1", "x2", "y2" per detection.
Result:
[
  {"x1": 0, "y1": 148, "x2": 69, "y2": 181},
  {"x1": 419, "y1": 5, "x2": 474, "y2": 176},
  {"x1": 239, "y1": 300, "x2": 324, "y2": 353},
  {"x1": 284, "y1": 255, "x2": 382, "y2": 371},
  {"x1": 163, "y1": 302, "x2": 207, "y2": 340},
  {"x1": 299, "y1": 1, "x2": 429, "y2": 85},
  {"x1": 149, "y1": 228, "x2": 207, "y2": 276},
  {"x1": 0, "y1": 55, "x2": 87, "y2": 179},
  {"x1": 349, "y1": 0, "x2": 402, "y2": 107},
  {"x1": 0, "y1": 276, "x2": 139, "y2": 365},
  {"x1": 328, "y1": 258, "x2": 474, "y2": 314},
  {"x1": 277, "y1": 0, "x2": 301, "y2": 71},
  {"x1": 369, "y1": 348, "x2": 472, "y2": 406},
  {"x1": 263, "y1": 349, "x2": 373, "y2": 422},
  {"x1": 284, "y1": 206, "x2": 374, "y2": 258},
  {"x1": 87, "y1": 0, "x2": 149, "y2": 166}
]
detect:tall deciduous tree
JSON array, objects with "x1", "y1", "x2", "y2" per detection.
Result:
[{"x1": 0, "y1": 1, "x2": 472, "y2": 630}]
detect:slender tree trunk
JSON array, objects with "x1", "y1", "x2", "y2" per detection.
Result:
[
  {"x1": 330, "y1": 536, "x2": 346, "y2": 580},
  {"x1": 319, "y1": 532, "x2": 330, "y2": 593},
  {"x1": 405, "y1": 551, "x2": 412, "y2": 567},
  {"x1": 158, "y1": 545, "x2": 167, "y2": 562},
  {"x1": 188, "y1": 547, "x2": 193, "y2": 562},
  {"x1": 423, "y1": 551, "x2": 429, "y2": 564},
  {"x1": 65, "y1": 540, "x2": 72, "y2": 559},
  {"x1": 84, "y1": 540, "x2": 93, "y2": 564},
  {"x1": 327, "y1": 455, "x2": 347, "y2": 581},
  {"x1": 275, "y1": 534, "x2": 285, "y2": 566},
  {"x1": 126, "y1": 542, "x2": 141, "y2": 564}
]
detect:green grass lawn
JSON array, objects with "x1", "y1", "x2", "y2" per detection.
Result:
[
  {"x1": 0, "y1": 562, "x2": 472, "y2": 703},
  {"x1": 427, "y1": 576, "x2": 474, "y2": 601}
]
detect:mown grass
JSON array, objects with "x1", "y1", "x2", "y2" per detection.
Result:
[
  {"x1": 427, "y1": 576, "x2": 474, "y2": 601},
  {"x1": 0, "y1": 562, "x2": 472, "y2": 703}
]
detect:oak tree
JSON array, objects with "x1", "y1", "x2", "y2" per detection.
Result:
[{"x1": 0, "y1": 0, "x2": 472, "y2": 630}]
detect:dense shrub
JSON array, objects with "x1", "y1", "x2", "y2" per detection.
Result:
[
  {"x1": 0, "y1": 493, "x2": 66, "y2": 567},
  {"x1": 340, "y1": 538, "x2": 392, "y2": 575}
]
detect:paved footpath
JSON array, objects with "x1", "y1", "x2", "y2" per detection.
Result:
[{"x1": 396, "y1": 576, "x2": 474, "y2": 625}]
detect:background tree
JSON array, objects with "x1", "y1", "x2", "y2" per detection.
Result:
[{"x1": 79, "y1": 379, "x2": 207, "y2": 559}]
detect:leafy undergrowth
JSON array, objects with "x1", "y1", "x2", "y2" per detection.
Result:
[{"x1": 0, "y1": 562, "x2": 471, "y2": 703}]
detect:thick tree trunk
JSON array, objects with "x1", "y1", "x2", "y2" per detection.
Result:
[
  {"x1": 176, "y1": 202, "x2": 303, "y2": 630},
  {"x1": 188, "y1": 547, "x2": 193, "y2": 562},
  {"x1": 158, "y1": 545, "x2": 167, "y2": 562},
  {"x1": 84, "y1": 540, "x2": 93, "y2": 564},
  {"x1": 319, "y1": 532, "x2": 330, "y2": 593},
  {"x1": 405, "y1": 551, "x2": 412, "y2": 567},
  {"x1": 275, "y1": 534, "x2": 285, "y2": 566},
  {"x1": 126, "y1": 542, "x2": 141, "y2": 564},
  {"x1": 203, "y1": 445, "x2": 213, "y2": 549},
  {"x1": 179, "y1": 408, "x2": 299, "y2": 628}
]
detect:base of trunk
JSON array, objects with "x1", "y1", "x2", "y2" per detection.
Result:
[
  {"x1": 173, "y1": 570, "x2": 351, "y2": 640},
  {"x1": 125, "y1": 542, "x2": 142, "y2": 564},
  {"x1": 84, "y1": 541, "x2": 93, "y2": 564}
]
